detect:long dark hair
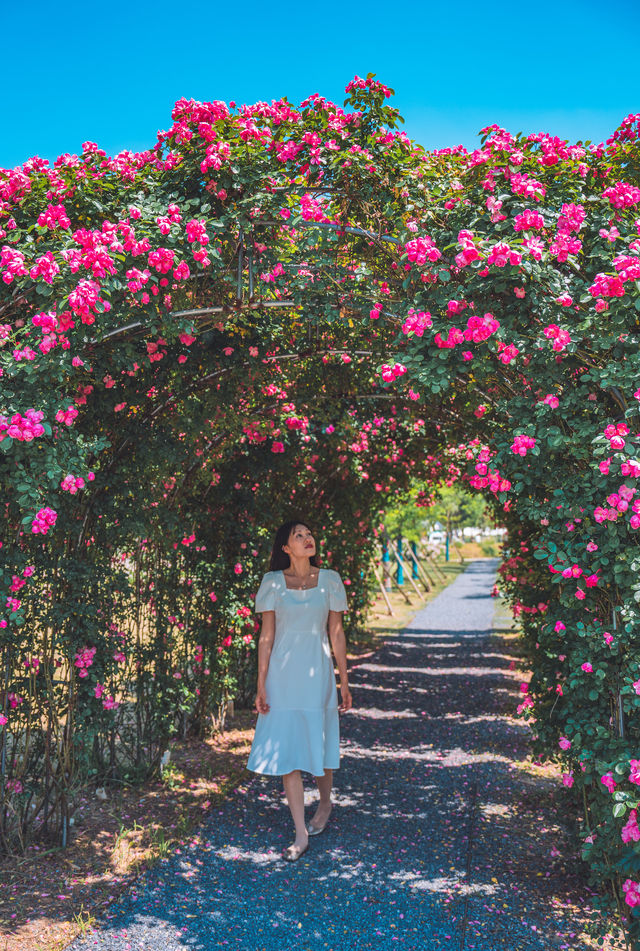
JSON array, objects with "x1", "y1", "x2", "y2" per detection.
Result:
[{"x1": 269, "y1": 520, "x2": 319, "y2": 571}]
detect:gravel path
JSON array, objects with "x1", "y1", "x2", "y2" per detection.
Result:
[{"x1": 69, "y1": 560, "x2": 589, "y2": 951}]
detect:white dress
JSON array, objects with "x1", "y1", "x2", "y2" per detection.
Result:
[{"x1": 247, "y1": 568, "x2": 348, "y2": 777}]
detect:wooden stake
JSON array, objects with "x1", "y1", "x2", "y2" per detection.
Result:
[{"x1": 373, "y1": 565, "x2": 395, "y2": 616}]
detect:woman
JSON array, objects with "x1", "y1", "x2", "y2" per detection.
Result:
[{"x1": 247, "y1": 520, "x2": 352, "y2": 862}]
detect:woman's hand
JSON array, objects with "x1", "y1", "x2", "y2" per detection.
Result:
[
  {"x1": 338, "y1": 685, "x2": 352, "y2": 713},
  {"x1": 255, "y1": 684, "x2": 270, "y2": 715}
]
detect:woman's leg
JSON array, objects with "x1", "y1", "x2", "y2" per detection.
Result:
[
  {"x1": 282, "y1": 770, "x2": 309, "y2": 850},
  {"x1": 310, "y1": 768, "x2": 333, "y2": 828}
]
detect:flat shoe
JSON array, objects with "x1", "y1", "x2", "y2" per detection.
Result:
[
  {"x1": 307, "y1": 819, "x2": 329, "y2": 836},
  {"x1": 282, "y1": 842, "x2": 309, "y2": 862}
]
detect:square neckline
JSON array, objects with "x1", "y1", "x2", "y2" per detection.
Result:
[{"x1": 280, "y1": 567, "x2": 323, "y2": 592}]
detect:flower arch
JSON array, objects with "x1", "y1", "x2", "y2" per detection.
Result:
[{"x1": 2, "y1": 75, "x2": 640, "y2": 930}]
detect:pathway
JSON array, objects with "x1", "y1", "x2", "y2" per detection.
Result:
[{"x1": 69, "y1": 561, "x2": 589, "y2": 951}]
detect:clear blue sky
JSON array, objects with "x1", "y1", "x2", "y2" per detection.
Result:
[{"x1": 2, "y1": 0, "x2": 639, "y2": 169}]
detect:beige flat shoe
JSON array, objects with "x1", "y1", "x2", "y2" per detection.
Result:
[{"x1": 282, "y1": 842, "x2": 309, "y2": 862}]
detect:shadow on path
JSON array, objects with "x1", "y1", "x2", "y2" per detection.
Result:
[{"x1": 68, "y1": 560, "x2": 592, "y2": 951}]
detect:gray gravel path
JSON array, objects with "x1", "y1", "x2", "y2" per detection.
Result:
[{"x1": 68, "y1": 560, "x2": 589, "y2": 951}]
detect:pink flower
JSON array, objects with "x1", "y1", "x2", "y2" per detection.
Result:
[
  {"x1": 623, "y1": 811, "x2": 640, "y2": 844},
  {"x1": 404, "y1": 236, "x2": 441, "y2": 265},
  {"x1": 562, "y1": 772, "x2": 574, "y2": 787},
  {"x1": 623, "y1": 879, "x2": 640, "y2": 908},
  {"x1": 510, "y1": 434, "x2": 536, "y2": 456},
  {"x1": 173, "y1": 261, "x2": 190, "y2": 281},
  {"x1": 37, "y1": 203, "x2": 70, "y2": 230},
  {"x1": 271, "y1": 441, "x2": 285, "y2": 453},
  {"x1": 554, "y1": 621, "x2": 566, "y2": 633},
  {"x1": 55, "y1": 405, "x2": 78, "y2": 427},
  {"x1": 581, "y1": 661, "x2": 592, "y2": 672},
  {"x1": 543, "y1": 324, "x2": 571, "y2": 351},
  {"x1": 513, "y1": 208, "x2": 545, "y2": 232},
  {"x1": 600, "y1": 772, "x2": 617, "y2": 793},
  {"x1": 185, "y1": 219, "x2": 209, "y2": 244},
  {"x1": 559, "y1": 736, "x2": 571, "y2": 750},
  {"x1": 233, "y1": 563, "x2": 243, "y2": 575},
  {"x1": 630, "y1": 759, "x2": 640, "y2": 785},
  {"x1": 31, "y1": 506, "x2": 57, "y2": 535},
  {"x1": 603, "y1": 181, "x2": 640, "y2": 209},
  {"x1": 402, "y1": 308, "x2": 432, "y2": 337}
]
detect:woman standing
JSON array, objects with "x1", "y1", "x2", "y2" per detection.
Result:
[{"x1": 247, "y1": 520, "x2": 352, "y2": 862}]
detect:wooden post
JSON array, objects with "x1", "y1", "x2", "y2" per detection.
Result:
[
  {"x1": 373, "y1": 564, "x2": 394, "y2": 616},
  {"x1": 420, "y1": 543, "x2": 446, "y2": 581},
  {"x1": 391, "y1": 573, "x2": 412, "y2": 604}
]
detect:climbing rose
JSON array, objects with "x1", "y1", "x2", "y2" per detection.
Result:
[
  {"x1": 622, "y1": 810, "x2": 640, "y2": 843},
  {"x1": 623, "y1": 880, "x2": 640, "y2": 908}
]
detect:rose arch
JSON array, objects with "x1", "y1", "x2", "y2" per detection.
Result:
[{"x1": 2, "y1": 76, "x2": 640, "y2": 930}]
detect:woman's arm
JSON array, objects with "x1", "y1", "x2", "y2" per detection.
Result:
[
  {"x1": 328, "y1": 610, "x2": 352, "y2": 712},
  {"x1": 255, "y1": 610, "x2": 275, "y2": 714}
]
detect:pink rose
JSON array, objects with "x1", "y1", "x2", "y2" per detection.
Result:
[{"x1": 601, "y1": 772, "x2": 617, "y2": 793}]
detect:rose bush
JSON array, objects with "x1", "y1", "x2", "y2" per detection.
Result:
[{"x1": 1, "y1": 73, "x2": 639, "y2": 939}]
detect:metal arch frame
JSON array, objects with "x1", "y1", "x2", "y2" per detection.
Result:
[{"x1": 92, "y1": 219, "x2": 403, "y2": 346}]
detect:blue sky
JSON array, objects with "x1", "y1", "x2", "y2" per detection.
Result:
[{"x1": 2, "y1": 0, "x2": 639, "y2": 169}]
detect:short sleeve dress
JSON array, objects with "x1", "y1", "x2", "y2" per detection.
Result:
[{"x1": 247, "y1": 568, "x2": 348, "y2": 777}]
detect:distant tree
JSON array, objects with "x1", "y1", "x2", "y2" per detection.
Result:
[
  {"x1": 425, "y1": 485, "x2": 490, "y2": 538},
  {"x1": 383, "y1": 490, "x2": 429, "y2": 543}
]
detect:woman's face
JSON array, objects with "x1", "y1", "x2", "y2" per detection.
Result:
[{"x1": 284, "y1": 524, "x2": 316, "y2": 561}]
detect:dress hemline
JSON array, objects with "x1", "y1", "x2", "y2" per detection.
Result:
[{"x1": 247, "y1": 760, "x2": 340, "y2": 778}]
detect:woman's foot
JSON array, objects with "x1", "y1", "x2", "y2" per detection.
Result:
[
  {"x1": 282, "y1": 833, "x2": 309, "y2": 862},
  {"x1": 308, "y1": 801, "x2": 332, "y2": 835}
]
